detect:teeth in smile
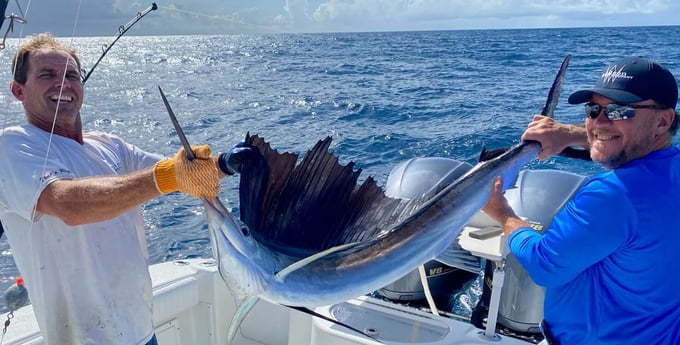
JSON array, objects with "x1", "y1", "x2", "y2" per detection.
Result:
[{"x1": 50, "y1": 95, "x2": 72, "y2": 102}]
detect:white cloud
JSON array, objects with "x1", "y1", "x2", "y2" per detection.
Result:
[
  {"x1": 285, "y1": 0, "x2": 310, "y2": 25},
  {"x1": 304, "y1": 0, "x2": 677, "y2": 32}
]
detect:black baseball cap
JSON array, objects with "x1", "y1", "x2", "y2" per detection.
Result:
[{"x1": 568, "y1": 56, "x2": 678, "y2": 109}]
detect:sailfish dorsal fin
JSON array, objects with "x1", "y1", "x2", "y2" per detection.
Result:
[{"x1": 238, "y1": 134, "x2": 407, "y2": 256}]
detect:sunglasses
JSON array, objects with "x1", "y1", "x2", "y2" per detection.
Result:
[{"x1": 585, "y1": 102, "x2": 667, "y2": 121}]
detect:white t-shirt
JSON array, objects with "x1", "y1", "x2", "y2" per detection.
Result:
[{"x1": 0, "y1": 124, "x2": 163, "y2": 345}]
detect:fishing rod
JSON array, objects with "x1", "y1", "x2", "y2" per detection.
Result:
[
  {"x1": 81, "y1": 2, "x2": 158, "y2": 83},
  {"x1": 0, "y1": 0, "x2": 27, "y2": 51}
]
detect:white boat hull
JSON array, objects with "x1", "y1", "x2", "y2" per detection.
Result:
[{"x1": 1, "y1": 255, "x2": 532, "y2": 345}]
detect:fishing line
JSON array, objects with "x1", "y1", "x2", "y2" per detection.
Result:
[
  {"x1": 158, "y1": 5, "x2": 285, "y2": 33},
  {"x1": 29, "y1": 0, "x2": 83, "y2": 234}
]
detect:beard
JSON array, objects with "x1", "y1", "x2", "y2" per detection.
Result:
[
  {"x1": 591, "y1": 149, "x2": 627, "y2": 170},
  {"x1": 589, "y1": 130, "x2": 657, "y2": 170}
]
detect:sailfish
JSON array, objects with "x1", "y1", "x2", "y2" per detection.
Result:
[{"x1": 161, "y1": 55, "x2": 572, "y2": 343}]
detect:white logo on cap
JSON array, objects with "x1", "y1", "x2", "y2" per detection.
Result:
[{"x1": 601, "y1": 64, "x2": 634, "y2": 83}]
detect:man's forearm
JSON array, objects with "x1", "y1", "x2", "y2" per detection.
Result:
[
  {"x1": 36, "y1": 168, "x2": 162, "y2": 226},
  {"x1": 501, "y1": 215, "x2": 530, "y2": 238}
]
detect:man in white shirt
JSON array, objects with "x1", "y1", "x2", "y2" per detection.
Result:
[{"x1": 0, "y1": 32, "x2": 222, "y2": 345}]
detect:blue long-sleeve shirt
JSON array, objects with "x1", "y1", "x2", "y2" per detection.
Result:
[{"x1": 509, "y1": 147, "x2": 680, "y2": 345}]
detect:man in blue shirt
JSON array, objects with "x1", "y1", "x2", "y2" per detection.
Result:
[{"x1": 483, "y1": 56, "x2": 680, "y2": 344}]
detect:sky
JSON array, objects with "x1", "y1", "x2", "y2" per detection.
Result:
[{"x1": 3, "y1": 0, "x2": 680, "y2": 37}]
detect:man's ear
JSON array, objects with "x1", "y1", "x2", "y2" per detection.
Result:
[
  {"x1": 657, "y1": 108, "x2": 675, "y2": 134},
  {"x1": 10, "y1": 80, "x2": 24, "y2": 101}
]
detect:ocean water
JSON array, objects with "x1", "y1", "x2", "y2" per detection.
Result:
[{"x1": 1, "y1": 26, "x2": 680, "y2": 314}]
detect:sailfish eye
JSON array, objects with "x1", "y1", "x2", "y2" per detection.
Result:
[{"x1": 241, "y1": 226, "x2": 250, "y2": 236}]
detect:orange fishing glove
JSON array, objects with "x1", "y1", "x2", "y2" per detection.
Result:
[{"x1": 153, "y1": 145, "x2": 220, "y2": 199}]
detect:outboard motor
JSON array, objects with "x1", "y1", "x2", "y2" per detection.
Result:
[
  {"x1": 378, "y1": 157, "x2": 480, "y2": 303},
  {"x1": 471, "y1": 169, "x2": 587, "y2": 335}
]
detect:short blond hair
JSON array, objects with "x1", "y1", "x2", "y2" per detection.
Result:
[{"x1": 11, "y1": 33, "x2": 81, "y2": 84}]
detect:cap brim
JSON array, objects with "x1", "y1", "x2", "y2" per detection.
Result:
[{"x1": 567, "y1": 88, "x2": 644, "y2": 105}]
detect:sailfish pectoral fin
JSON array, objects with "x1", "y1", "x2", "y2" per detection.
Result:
[
  {"x1": 274, "y1": 241, "x2": 362, "y2": 282},
  {"x1": 227, "y1": 296, "x2": 260, "y2": 345}
]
